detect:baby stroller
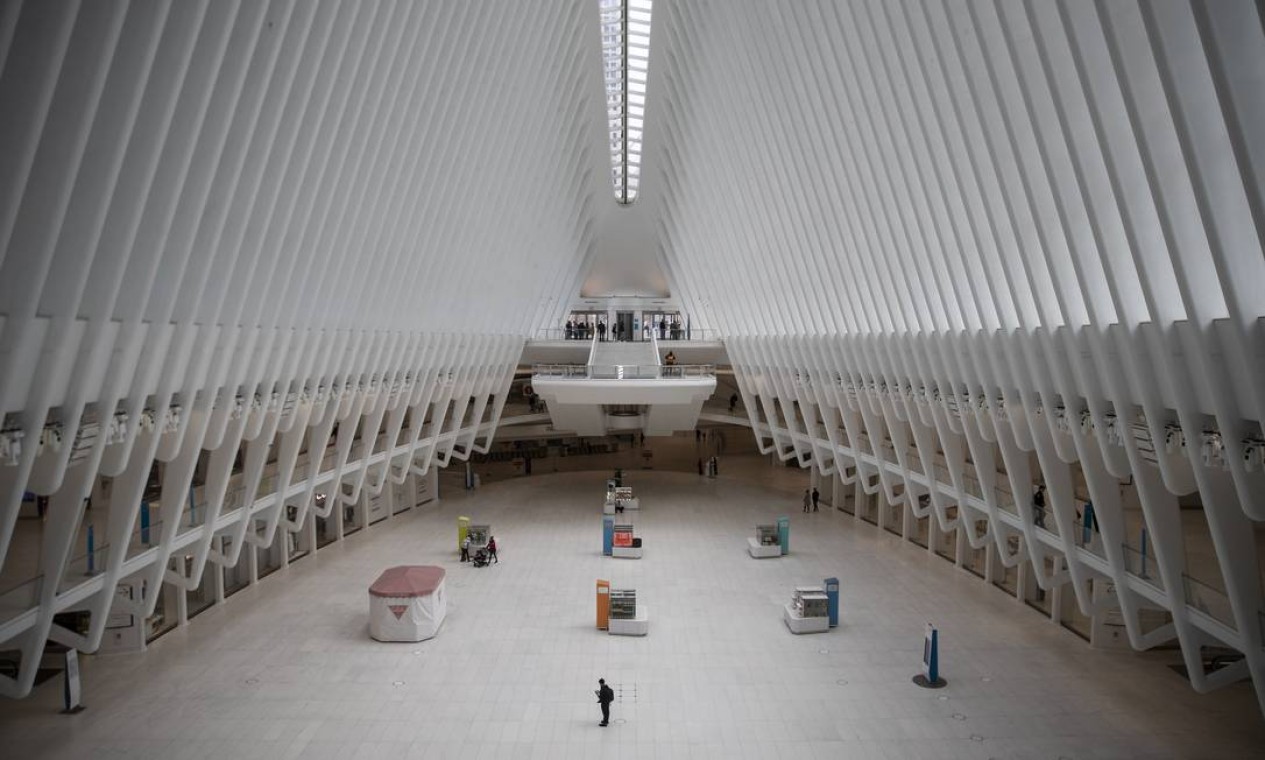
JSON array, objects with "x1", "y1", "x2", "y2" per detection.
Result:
[{"x1": 471, "y1": 548, "x2": 490, "y2": 568}]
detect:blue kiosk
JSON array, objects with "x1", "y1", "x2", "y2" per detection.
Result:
[{"x1": 823, "y1": 577, "x2": 839, "y2": 627}]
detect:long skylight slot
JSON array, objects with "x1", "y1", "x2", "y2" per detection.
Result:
[{"x1": 601, "y1": 0, "x2": 652, "y2": 204}]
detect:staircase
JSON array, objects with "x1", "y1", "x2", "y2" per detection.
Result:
[{"x1": 590, "y1": 341, "x2": 658, "y2": 378}]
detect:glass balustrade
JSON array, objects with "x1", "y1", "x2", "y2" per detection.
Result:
[{"x1": 532, "y1": 363, "x2": 715, "y2": 378}]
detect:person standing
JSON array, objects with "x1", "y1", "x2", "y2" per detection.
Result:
[
  {"x1": 811, "y1": 487, "x2": 820, "y2": 512},
  {"x1": 597, "y1": 320, "x2": 606, "y2": 342},
  {"x1": 596, "y1": 678, "x2": 615, "y2": 726},
  {"x1": 658, "y1": 318, "x2": 667, "y2": 340},
  {"x1": 487, "y1": 535, "x2": 498, "y2": 564},
  {"x1": 728, "y1": 393, "x2": 738, "y2": 413},
  {"x1": 565, "y1": 320, "x2": 573, "y2": 339},
  {"x1": 461, "y1": 535, "x2": 471, "y2": 562},
  {"x1": 802, "y1": 489, "x2": 811, "y2": 513},
  {"x1": 1032, "y1": 485, "x2": 1047, "y2": 529}
]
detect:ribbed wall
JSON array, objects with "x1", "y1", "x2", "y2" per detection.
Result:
[
  {"x1": 1, "y1": 0, "x2": 1264, "y2": 718},
  {"x1": 0, "y1": 0, "x2": 606, "y2": 699},
  {"x1": 651, "y1": 0, "x2": 1265, "y2": 714}
]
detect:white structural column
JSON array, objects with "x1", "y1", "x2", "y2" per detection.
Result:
[
  {"x1": 649, "y1": 0, "x2": 1265, "y2": 715},
  {"x1": 0, "y1": 0, "x2": 609, "y2": 699}
]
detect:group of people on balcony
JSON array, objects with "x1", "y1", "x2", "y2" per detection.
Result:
[
  {"x1": 562, "y1": 317, "x2": 685, "y2": 341},
  {"x1": 565, "y1": 320, "x2": 598, "y2": 340},
  {"x1": 655, "y1": 317, "x2": 684, "y2": 340}
]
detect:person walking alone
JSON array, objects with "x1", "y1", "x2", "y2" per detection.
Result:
[
  {"x1": 802, "y1": 489, "x2": 811, "y2": 513},
  {"x1": 1032, "y1": 485, "x2": 1047, "y2": 529},
  {"x1": 812, "y1": 487, "x2": 820, "y2": 512},
  {"x1": 487, "y1": 535, "x2": 499, "y2": 564},
  {"x1": 596, "y1": 678, "x2": 615, "y2": 726}
]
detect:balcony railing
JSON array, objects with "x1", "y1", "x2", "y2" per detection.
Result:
[
  {"x1": 1182, "y1": 574, "x2": 1236, "y2": 629},
  {"x1": 534, "y1": 327, "x2": 724, "y2": 342},
  {"x1": 532, "y1": 363, "x2": 715, "y2": 379},
  {"x1": 1121, "y1": 542, "x2": 1164, "y2": 590}
]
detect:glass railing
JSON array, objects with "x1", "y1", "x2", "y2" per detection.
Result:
[
  {"x1": 1182, "y1": 574, "x2": 1236, "y2": 628},
  {"x1": 663, "y1": 327, "x2": 722, "y2": 341},
  {"x1": 591, "y1": 364, "x2": 666, "y2": 380},
  {"x1": 537, "y1": 326, "x2": 724, "y2": 342},
  {"x1": 1121, "y1": 542, "x2": 1164, "y2": 588},
  {"x1": 532, "y1": 363, "x2": 715, "y2": 379},
  {"x1": 535, "y1": 328, "x2": 594, "y2": 341},
  {"x1": 0, "y1": 576, "x2": 42, "y2": 626},
  {"x1": 126, "y1": 514, "x2": 166, "y2": 559},
  {"x1": 59, "y1": 543, "x2": 110, "y2": 592}
]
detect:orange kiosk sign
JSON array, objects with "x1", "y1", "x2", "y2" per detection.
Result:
[{"x1": 596, "y1": 579, "x2": 611, "y2": 629}]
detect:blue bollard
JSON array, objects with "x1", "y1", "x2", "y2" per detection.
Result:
[{"x1": 1139, "y1": 527, "x2": 1149, "y2": 578}]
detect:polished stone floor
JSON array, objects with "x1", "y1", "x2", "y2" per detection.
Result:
[{"x1": 2, "y1": 468, "x2": 1262, "y2": 759}]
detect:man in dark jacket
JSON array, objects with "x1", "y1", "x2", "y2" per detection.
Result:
[{"x1": 596, "y1": 678, "x2": 615, "y2": 726}]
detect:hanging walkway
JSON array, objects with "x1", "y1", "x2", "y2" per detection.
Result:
[{"x1": 530, "y1": 334, "x2": 717, "y2": 436}]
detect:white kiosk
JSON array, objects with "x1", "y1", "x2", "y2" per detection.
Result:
[
  {"x1": 783, "y1": 585, "x2": 829, "y2": 634},
  {"x1": 604, "y1": 486, "x2": 639, "y2": 515},
  {"x1": 747, "y1": 524, "x2": 782, "y2": 558},
  {"x1": 608, "y1": 588, "x2": 649, "y2": 636},
  {"x1": 369, "y1": 565, "x2": 447, "y2": 642}
]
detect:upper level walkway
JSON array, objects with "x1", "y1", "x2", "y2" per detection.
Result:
[{"x1": 528, "y1": 332, "x2": 719, "y2": 436}]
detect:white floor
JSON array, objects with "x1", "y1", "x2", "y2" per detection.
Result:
[{"x1": 2, "y1": 469, "x2": 1262, "y2": 759}]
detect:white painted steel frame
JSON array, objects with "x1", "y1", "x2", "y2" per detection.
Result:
[
  {"x1": 0, "y1": 0, "x2": 608, "y2": 699},
  {"x1": 651, "y1": 0, "x2": 1265, "y2": 716}
]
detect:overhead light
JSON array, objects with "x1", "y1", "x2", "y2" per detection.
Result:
[
  {"x1": 1200, "y1": 431, "x2": 1224, "y2": 469},
  {"x1": 1163, "y1": 424, "x2": 1184, "y2": 454},
  {"x1": 1243, "y1": 438, "x2": 1265, "y2": 472},
  {"x1": 0, "y1": 428, "x2": 24, "y2": 465}
]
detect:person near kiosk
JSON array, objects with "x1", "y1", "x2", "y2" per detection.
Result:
[
  {"x1": 461, "y1": 535, "x2": 471, "y2": 562},
  {"x1": 487, "y1": 535, "x2": 498, "y2": 564}
]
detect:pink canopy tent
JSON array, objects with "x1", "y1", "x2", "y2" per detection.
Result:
[{"x1": 368, "y1": 565, "x2": 447, "y2": 642}]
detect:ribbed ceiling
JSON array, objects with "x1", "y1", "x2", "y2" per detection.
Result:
[
  {"x1": 0, "y1": 0, "x2": 604, "y2": 351},
  {"x1": 1, "y1": 0, "x2": 1265, "y2": 714},
  {"x1": 653, "y1": 0, "x2": 1265, "y2": 342}
]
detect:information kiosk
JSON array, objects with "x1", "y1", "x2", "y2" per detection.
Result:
[
  {"x1": 747, "y1": 523, "x2": 783, "y2": 558},
  {"x1": 608, "y1": 587, "x2": 649, "y2": 636},
  {"x1": 467, "y1": 524, "x2": 491, "y2": 553},
  {"x1": 611, "y1": 523, "x2": 643, "y2": 558},
  {"x1": 783, "y1": 585, "x2": 830, "y2": 634}
]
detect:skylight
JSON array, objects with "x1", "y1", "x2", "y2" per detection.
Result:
[{"x1": 600, "y1": 0, "x2": 652, "y2": 204}]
